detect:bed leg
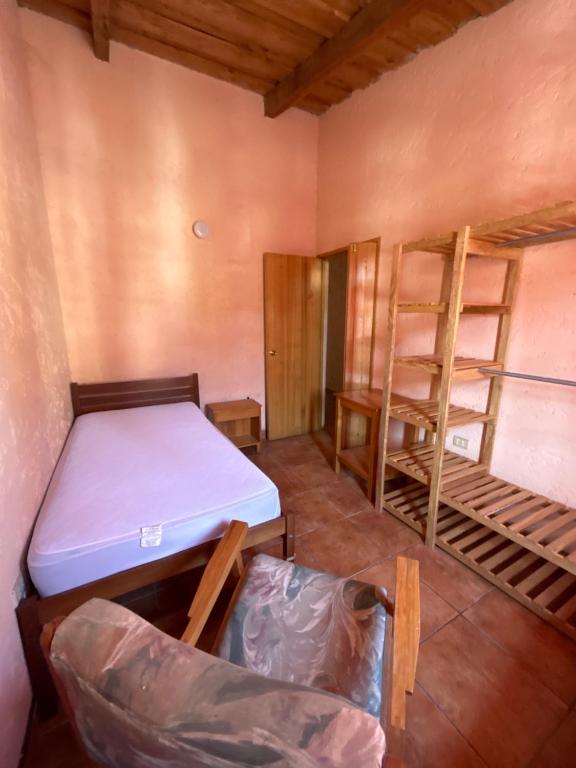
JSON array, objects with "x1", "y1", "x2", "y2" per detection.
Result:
[
  {"x1": 283, "y1": 511, "x2": 295, "y2": 561},
  {"x1": 16, "y1": 596, "x2": 58, "y2": 720}
]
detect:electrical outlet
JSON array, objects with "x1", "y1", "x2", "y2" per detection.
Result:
[{"x1": 453, "y1": 435, "x2": 469, "y2": 450}]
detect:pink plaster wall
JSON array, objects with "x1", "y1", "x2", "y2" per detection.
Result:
[
  {"x1": 21, "y1": 11, "x2": 318, "y2": 408},
  {"x1": 0, "y1": 4, "x2": 71, "y2": 766},
  {"x1": 318, "y1": 0, "x2": 576, "y2": 505}
]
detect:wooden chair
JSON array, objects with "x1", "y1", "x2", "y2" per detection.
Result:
[
  {"x1": 182, "y1": 521, "x2": 421, "y2": 765},
  {"x1": 42, "y1": 521, "x2": 420, "y2": 767}
]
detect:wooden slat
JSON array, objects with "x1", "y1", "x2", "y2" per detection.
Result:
[
  {"x1": 71, "y1": 374, "x2": 200, "y2": 415},
  {"x1": 375, "y1": 244, "x2": 403, "y2": 511},
  {"x1": 380, "y1": 488, "x2": 576, "y2": 642},
  {"x1": 404, "y1": 201, "x2": 576, "y2": 254},
  {"x1": 389, "y1": 398, "x2": 493, "y2": 432},
  {"x1": 115, "y1": 0, "x2": 289, "y2": 82},
  {"x1": 181, "y1": 520, "x2": 248, "y2": 646},
  {"x1": 533, "y1": 572, "x2": 575, "y2": 609},
  {"x1": 264, "y1": 0, "x2": 426, "y2": 117},
  {"x1": 390, "y1": 556, "x2": 420, "y2": 730},
  {"x1": 479, "y1": 255, "x2": 523, "y2": 467}
]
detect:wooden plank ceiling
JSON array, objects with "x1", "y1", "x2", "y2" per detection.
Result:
[{"x1": 19, "y1": 0, "x2": 513, "y2": 117}]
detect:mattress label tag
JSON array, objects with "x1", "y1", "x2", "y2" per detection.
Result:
[{"x1": 140, "y1": 525, "x2": 163, "y2": 548}]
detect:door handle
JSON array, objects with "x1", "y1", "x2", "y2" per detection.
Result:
[{"x1": 268, "y1": 350, "x2": 277, "y2": 356}]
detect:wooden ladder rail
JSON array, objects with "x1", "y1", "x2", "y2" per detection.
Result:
[
  {"x1": 479, "y1": 254, "x2": 523, "y2": 467},
  {"x1": 425, "y1": 226, "x2": 470, "y2": 546},
  {"x1": 374, "y1": 244, "x2": 403, "y2": 512}
]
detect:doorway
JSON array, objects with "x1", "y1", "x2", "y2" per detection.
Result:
[
  {"x1": 322, "y1": 250, "x2": 348, "y2": 437},
  {"x1": 320, "y1": 239, "x2": 380, "y2": 444},
  {"x1": 263, "y1": 240, "x2": 379, "y2": 441}
]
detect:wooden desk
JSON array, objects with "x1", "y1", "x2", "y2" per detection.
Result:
[
  {"x1": 335, "y1": 390, "x2": 412, "y2": 501},
  {"x1": 206, "y1": 399, "x2": 262, "y2": 453}
]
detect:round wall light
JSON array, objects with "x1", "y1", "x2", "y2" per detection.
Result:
[{"x1": 193, "y1": 220, "x2": 210, "y2": 239}]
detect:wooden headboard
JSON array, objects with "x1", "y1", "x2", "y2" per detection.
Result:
[{"x1": 70, "y1": 374, "x2": 200, "y2": 417}]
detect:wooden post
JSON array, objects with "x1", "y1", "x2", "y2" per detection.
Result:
[
  {"x1": 426, "y1": 254, "x2": 453, "y2": 444},
  {"x1": 90, "y1": 0, "x2": 111, "y2": 61},
  {"x1": 479, "y1": 254, "x2": 523, "y2": 468},
  {"x1": 425, "y1": 226, "x2": 470, "y2": 546},
  {"x1": 374, "y1": 244, "x2": 403, "y2": 511}
]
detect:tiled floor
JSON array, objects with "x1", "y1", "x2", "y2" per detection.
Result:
[{"x1": 22, "y1": 432, "x2": 576, "y2": 768}]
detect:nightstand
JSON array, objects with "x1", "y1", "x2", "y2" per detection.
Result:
[{"x1": 206, "y1": 399, "x2": 262, "y2": 453}]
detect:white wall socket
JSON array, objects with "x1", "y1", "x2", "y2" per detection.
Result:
[{"x1": 453, "y1": 435, "x2": 469, "y2": 450}]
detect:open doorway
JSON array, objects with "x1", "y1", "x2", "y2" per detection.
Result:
[
  {"x1": 322, "y1": 250, "x2": 348, "y2": 437},
  {"x1": 320, "y1": 239, "x2": 380, "y2": 442}
]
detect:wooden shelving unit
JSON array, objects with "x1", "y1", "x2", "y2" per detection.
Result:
[
  {"x1": 382, "y1": 484, "x2": 576, "y2": 642},
  {"x1": 375, "y1": 200, "x2": 576, "y2": 639}
]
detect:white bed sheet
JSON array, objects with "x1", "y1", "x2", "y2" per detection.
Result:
[{"x1": 28, "y1": 402, "x2": 280, "y2": 597}]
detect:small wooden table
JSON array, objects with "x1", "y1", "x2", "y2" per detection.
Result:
[
  {"x1": 206, "y1": 399, "x2": 262, "y2": 453},
  {"x1": 334, "y1": 389, "x2": 383, "y2": 501},
  {"x1": 335, "y1": 390, "x2": 412, "y2": 501}
]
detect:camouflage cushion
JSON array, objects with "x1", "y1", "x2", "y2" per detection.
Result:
[
  {"x1": 216, "y1": 554, "x2": 387, "y2": 718},
  {"x1": 50, "y1": 597, "x2": 386, "y2": 767}
]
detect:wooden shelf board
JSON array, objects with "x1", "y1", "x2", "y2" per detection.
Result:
[
  {"x1": 394, "y1": 355, "x2": 503, "y2": 379},
  {"x1": 381, "y1": 484, "x2": 576, "y2": 642},
  {"x1": 385, "y1": 445, "x2": 576, "y2": 576},
  {"x1": 403, "y1": 201, "x2": 576, "y2": 255},
  {"x1": 389, "y1": 398, "x2": 495, "y2": 432},
  {"x1": 231, "y1": 434, "x2": 259, "y2": 449},
  {"x1": 386, "y1": 444, "x2": 487, "y2": 488},
  {"x1": 441, "y1": 473, "x2": 576, "y2": 576},
  {"x1": 337, "y1": 445, "x2": 370, "y2": 479},
  {"x1": 397, "y1": 302, "x2": 511, "y2": 315}
]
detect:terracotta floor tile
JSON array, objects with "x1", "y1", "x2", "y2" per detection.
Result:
[
  {"x1": 464, "y1": 589, "x2": 576, "y2": 707},
  {"x1": 250, "y1": 451, "x2": 280, "y2": 474},
  {"x1": 417, "y1": 616, "x2": 567, "y2": 768},
  {"x1": 528, "y1": 708, "x2": 576, "y2": 768},
  {"x1": 288, "y1": 458, "x2": 340, "y2": 490},
  {"x1": 321, "y1": 475, "x2": 374, "y2": 516},
  {"x1": 356, "y1": 557, "x2": 458, "y2": 641},
  {"x1": 267, "y1": 443, "x2": 325, "y2": 466},
  {"x1": 297, "y1": 517, "x2": 386, "y2": 577},
  {"x1": 283, "y1": 488, "x2": 345, "y2": 536},
  {"x1": 404, "y1": 684, "x2": 488, "y2": 768},
  {"x1": 261, "y1": 463, "x2": 307, "y2": 500},
  {"x1": 349, "y1": 511, "x2": 422, "y2": 560},
  {"x1": 402, "y1": 542, "x2": 493, "y2": 612}
]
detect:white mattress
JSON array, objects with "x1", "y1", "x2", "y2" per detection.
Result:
[{"x1": 28, "y1": 402, "x2": 280, "y2": 597}]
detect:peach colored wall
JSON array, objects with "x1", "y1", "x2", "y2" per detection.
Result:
[
  {"x1": 318, "y1": 0, "x2": 576, "y2": 505},
  {"x1": 21, "y1": 11, "x2": 318, "y2": 409},
  {"x1": 0, "y1": 4, "x2": 71, "y2": 766}
]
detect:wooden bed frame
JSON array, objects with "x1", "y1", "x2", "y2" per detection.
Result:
[{"x1": 17, "y1": 374, "x2": 294, "y2": 719}]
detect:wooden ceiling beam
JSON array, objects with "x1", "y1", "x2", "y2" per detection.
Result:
[
  {"x1": 90, "y1": 0, "x2": 111, "y2": 61},
  {"x1": 263, "y1": 0, "x2": 426, "y2": 117}
]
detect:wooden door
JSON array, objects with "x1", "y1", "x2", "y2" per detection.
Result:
[{"x1": 264, "y1": 253, "x2": 324, "y2": 440}]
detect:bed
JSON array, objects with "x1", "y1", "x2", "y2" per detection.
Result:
[{"x1": 17, "y1": 374, "x2": 293, "y2": 717}]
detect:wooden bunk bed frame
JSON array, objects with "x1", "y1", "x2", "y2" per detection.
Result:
[
  {"x1": 17, "y1": 374, "x2": 294, "y2": 718},
  {"x1": 374, "y1": 200, "x2": 576, "y2": 643}
]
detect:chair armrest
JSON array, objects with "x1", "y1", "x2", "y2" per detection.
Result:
[
  {"x1": 390, "y1": 556, "x2": 420, "y2": 730},
  {"x1": 181, "y1": 520, "x2": 248, "y2": 646}
]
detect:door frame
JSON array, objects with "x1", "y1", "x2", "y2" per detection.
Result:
[{"x1": 318, "y1": 237, "x2": 380, "y2": 394}]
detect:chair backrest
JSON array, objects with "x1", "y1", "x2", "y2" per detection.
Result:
[{"x1": 47, "y1": 598, "x2": 386, "y2": 767}]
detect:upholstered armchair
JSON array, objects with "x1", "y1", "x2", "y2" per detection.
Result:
[{"x1": 43, "y1": 521, "x2": 420, "y2": 767}]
